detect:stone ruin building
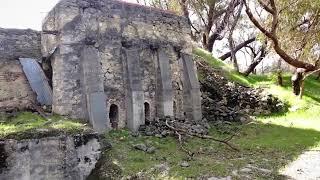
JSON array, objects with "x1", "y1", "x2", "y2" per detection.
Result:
[{"x1": 0, "y1": 0, "x2": 202, "y2": 133}]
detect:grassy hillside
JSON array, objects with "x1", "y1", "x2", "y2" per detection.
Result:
[{"x1": 97, "y1": 49, "x2": 320, "y2": 179}]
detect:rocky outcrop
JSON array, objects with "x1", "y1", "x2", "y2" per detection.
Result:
[
  {"x1": 0, "y1": 133, "x2": 101, "y2": 180},
  {"x1": 197, "y1": 58, "x2": 286, "y2": 122}
]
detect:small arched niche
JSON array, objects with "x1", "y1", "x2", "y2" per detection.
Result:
[
  {"x1": 144, "y1": 102, "x2": 151, "y2": 125},
  {"x1": 109, "y1": 104, "x2": 119, "y2": 129}
]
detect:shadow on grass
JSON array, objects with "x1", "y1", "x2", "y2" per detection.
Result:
[
  {"x1": 276, "y1": 76, "x2": 320, "y2": 104},
  {"x1": 94, "y1": 122, "x2": 320, "y2": 179},
  {"x1": 233, "y1": 122, "x2": 320, "y2": 177},
  {"x1": 303, "y1": 78, "x2": 320, "y2": 104}
]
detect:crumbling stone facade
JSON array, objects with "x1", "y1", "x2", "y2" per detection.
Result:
[
  {"x1": 0, "y1": 133, "x2": 101, "y2": 180},
  {"x1": 0, "y1": 28, "x2": 41, "y2": 111},
  {"x1": 42, "y1": 0, "x2": 202, "y2": 132}
]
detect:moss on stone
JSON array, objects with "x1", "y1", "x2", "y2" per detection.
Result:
[{"x1": 0, "y1": 112, "x2": 92, "y2": 140}]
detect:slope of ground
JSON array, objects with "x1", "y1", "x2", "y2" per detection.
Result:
[{"x1": 94, "y1": 49, "x2": 320, "y2": 179}]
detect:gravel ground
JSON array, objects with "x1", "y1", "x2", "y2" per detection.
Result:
[{"x1": 281, "y1": 151, "x2": 320, "y2": 180}]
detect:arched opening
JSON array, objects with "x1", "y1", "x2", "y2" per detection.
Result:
[
  {"x1": 144, "y1": 102, "x2": 151, "y2": 125},
  {"x1": 109, "y1": 104, "x2": 119, "y2": 129}
]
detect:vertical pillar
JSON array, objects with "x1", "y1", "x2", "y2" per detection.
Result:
[
  {"x1": 156, "y1": 49, "x2": 174, "y2": 117},
  {"x1": 181, "y1": 53, "x2": 202, "y2": 121},
  {"x1": 123, "y1": 48, "x2": 145, "y2": 131},
  {"x1": 81, "y1": 46, "x2": 109, "y2": 133}
]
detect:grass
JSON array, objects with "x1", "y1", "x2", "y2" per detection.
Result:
[
  {"x1": 98, "y1": 48, "x2": 320, "y2": 179},
  {"x1": 194, "y1": 47, "x2": 320, "y2": 131},
  {"x1": 0, "y1": 112, "x2": 91, "y2": 140},
  {"x1": 102, "y1": 123, "x2": 320, "y2": 179},
  {"x1": 193, "y1": 48, "x2": 253, "y2": 86}
]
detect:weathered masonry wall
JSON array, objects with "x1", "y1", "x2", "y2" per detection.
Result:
[
  {"x1": 0, "y1": 134, "x2": 101, "y2": 180},
  {"x1": 0, "y1": 28, "x2": 41, "y2": 111},
  {"x1": 0, "y1": 28, "x2": 42, "y2": 60},
  {"x1": 42, "y1": 0, "x2": 202, "y2": 131}
]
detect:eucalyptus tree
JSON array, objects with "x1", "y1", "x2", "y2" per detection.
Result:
[
  {"x1": 143, "y1": 0, "x2": 255, "y2": 54},
  {"x1": 243, "y1": 0, "x2": 320, "y2": 97}
]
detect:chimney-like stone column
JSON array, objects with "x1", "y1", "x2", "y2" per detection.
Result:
[
  {"x1": 181, "y1": 54, "x2": 202, "y2": 121},
  {"x1": 156, "y1": 49, "x2": 174, "y2": 117},
  {"x1": 80, "y1": 46, "x2": 109, "y2": 133},
  {"x1": 123, "y1": 48, "x2": 145, "y2": 131}
]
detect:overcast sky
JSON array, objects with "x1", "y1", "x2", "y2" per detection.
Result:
[{"x1": 0, "y1": 0, "x2": 137, "y2": 30}]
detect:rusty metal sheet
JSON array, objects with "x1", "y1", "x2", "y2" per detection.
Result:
[{"x1": 19, "y1": 58, "x2": 52, "y2": 105}]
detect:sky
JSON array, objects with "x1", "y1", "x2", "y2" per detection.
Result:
[{"x1": 0, "y1": 0, "x2": 137, "y2": 30}]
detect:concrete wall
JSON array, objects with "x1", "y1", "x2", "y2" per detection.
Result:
[
  {"x1": 42, "y1": 0, "x2": 201, "y2": 131},
  {"x1": 0, "y1": 28, "x2": 42, "y2": 111},
  {"x1": 0, "y1": 133, "x2": 101, "y2": 180}
]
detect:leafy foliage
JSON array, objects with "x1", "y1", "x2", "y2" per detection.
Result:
[{"x1": 276, "y1": 0, "x2": 320, "y2": 63}]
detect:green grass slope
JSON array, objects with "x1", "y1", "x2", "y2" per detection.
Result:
[{"x1": 194, "y1": 48, "x2": 320, "y2": 131}]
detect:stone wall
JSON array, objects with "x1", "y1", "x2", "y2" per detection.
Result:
[
  {"x1": 0, "y1": 60, "x2": 36, "y2": 111},
  {"x1": 0, "y1": 133, "x2": 101, "y2": 180},
  {"x1": 42, "y1": 0, "x2": 201, "y2": 131},
  {"x1": 0, "y1": 28, "x2": 41, "y2": 60},
  {"x1": 0, "y1": 28, "x2": 42, "y2": 111}
]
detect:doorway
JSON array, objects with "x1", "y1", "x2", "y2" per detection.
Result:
[
  {"x1": 144, "y1": 102, "x2": 151, "y2": 125},
  {"x1": 109, "y1": 104, "x2": 119, "y2": 129}
]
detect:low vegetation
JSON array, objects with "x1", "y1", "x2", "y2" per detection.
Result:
[
  {"x1": 0, "y1": 112, "x2": 91, "y2": 140},
  {"x1": 100, "y1": 49, "x2": 320, "y2": 179}
]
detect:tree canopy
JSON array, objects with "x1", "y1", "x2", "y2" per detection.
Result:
[{"x1": 244, "y1": 0, "x2": 320, "y2": 71}]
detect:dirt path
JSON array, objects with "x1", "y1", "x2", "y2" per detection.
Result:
[{"x1": 281, "y1": 151, "x2": 320, "y2": 180}]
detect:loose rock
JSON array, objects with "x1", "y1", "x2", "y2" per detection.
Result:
[
  {"x1": 146, "y1": 146, "x2": 156, "y2": 154},
  {"x1": 196, "y1": 58, "x2": 287, "y2": 123},
  {"x1": 180, "y1": 161, "x2": 190, "y2": 168},
  {"x1": 133, "y1": 144, "x2": 148, "y2": 152}
]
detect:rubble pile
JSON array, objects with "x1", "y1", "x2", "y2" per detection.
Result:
[
  {"x1": 197, "y1": 59, "x2": 286, "y2": 122},
  {"x1": 139, "y1": 116, "x2": 210, "y2": 137}
]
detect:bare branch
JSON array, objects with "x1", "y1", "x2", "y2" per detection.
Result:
[
  {"x1": 165, "y1": 120, "x2": 240, "y2": 152},
  {"x1": 257, "y1": 0, "x2": 273, "y2": 14}
]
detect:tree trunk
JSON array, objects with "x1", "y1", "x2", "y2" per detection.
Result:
[
  {"x1": 299, "y1": 80, "x2": 305, "y2": 99},
  {"x1": 277, "y1": 59, "x2": 283, "y2": 86},
  {"x1": 244, "y1": 1, "x2": 317, "y2": 72},
  {"x1": 228, "y1": 1, "x2": 243, "y2": 72},
  {"x1": 316, "y1": 59, "x2": 320, "y2": 80},
  {"x1": 243, "y1": 41, "x2": 267, "y2": 76},
  {"x1": 205, "y1": 0, "x2": 240, "y2": 53},
  {"x1": 219, "y1": 37, "x2": 256, "y2": 60},
  {"x1": 229, "y1": 32, "x2": 240, "y2": 72},
  {"x1": 243, "y1": 58, "x2": 261, "y2": 76},
  {"x1": 291, "y1": 68, "x2": 305, "y2": 96},
  {"x1": 277, "y1": 71, "x2": 283, "y2": 86}
]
